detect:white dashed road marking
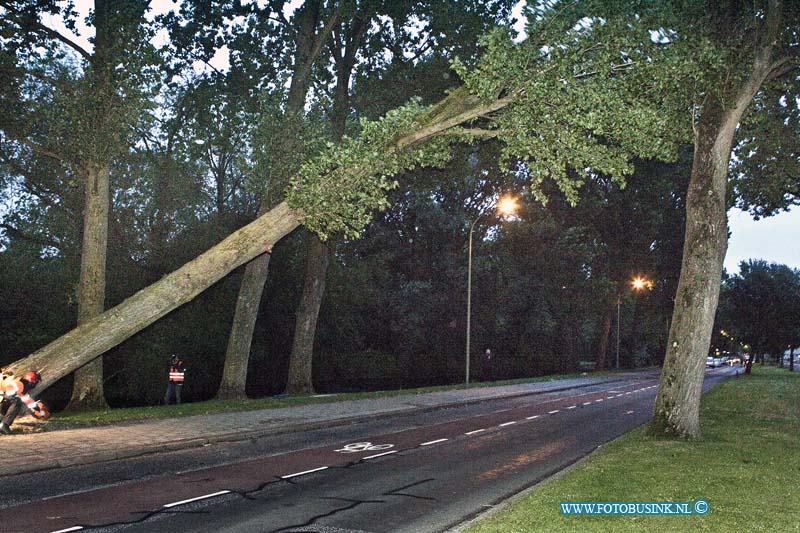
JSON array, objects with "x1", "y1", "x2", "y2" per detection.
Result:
[
  {"x1": 163, "y1": 490, "x2": 232, "y2": 508},
  {"x1": 582, "y1": 402, "x2": 592, "y2": 406},
  {"x1": 421, "y1": 438, "x2": 449, "y2": 446},
  {"x1": 51, "y1": 528, "x2": 83, "y2": 533},
  {"x1": 526, "y1": 415, "x2": 540, "y2": 420},
  {"x1": 363, "y1": 450, "x2": 398, "y2": 460},
  {"x1": 567, "y1": 405, "x2": 577, "y2": 409},
  {"x1": 281, "y1": 466, "x2": 329, "y2": 479},
  {"x1": 548, "y1": 410, "x2": 560, "y2": 414},
  {"x1": 466, "y1": 429, "x2": 486, "y2": 435},
  {"x1": 499, "y1": 421, "x2": 517, "y2": 427}
]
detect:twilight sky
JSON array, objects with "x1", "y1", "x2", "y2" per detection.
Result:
[{"x1": 725, "y1": 207, "x2": 800, "y2": 274}]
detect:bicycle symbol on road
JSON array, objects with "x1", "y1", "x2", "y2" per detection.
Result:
[{"x1": 335, "y1": 442, "x2": 394, "y2": 454}]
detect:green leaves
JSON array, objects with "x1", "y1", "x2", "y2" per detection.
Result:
[
  {"x1": 289, "y1": 3, "x2": 695, "y2": 238},
  {"x1": 287, "y1": 99, "x2": 453, "y2": 241}
]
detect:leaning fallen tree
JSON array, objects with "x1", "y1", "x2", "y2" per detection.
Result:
[
  {"x1": 3, "y1": 88, "x2": 519, "y2": 390},
  {"x1": 6, "y1": 10, "x2": 684, "y2": 393}
]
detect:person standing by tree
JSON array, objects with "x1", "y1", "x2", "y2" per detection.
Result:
[{"x1": 164, "y1": 355, "x2": 186, "y2": 405}]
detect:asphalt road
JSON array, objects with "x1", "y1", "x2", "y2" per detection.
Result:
[{"x1": 0, "y1": 367, "x2": 737, "y2": 533}]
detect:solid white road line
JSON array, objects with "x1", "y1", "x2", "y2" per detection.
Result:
[
  {"x1": 526, "y1": 415, "x2": 540, "y2": 420},
  {"x1": 51, "y1": 527, "x2": 83, "y2": 533},
  {"x1": 163, "y1": 490, "x2": 232, "y2": 508},
  {"x1": 363, "y1": 450, "x2": 398, "y2": 460},
  {"x1": 421, "y1": 438, "x2": 449, "y2": 446},
  {"x1": 499, "y1": 421, "x2": 517, "y2": 427},
  {"x1": 280, "y1": 466, "x2": 329, "y2": 479},
  {"x1": 466, "y1": 429, "x2": 487, "y2": 435}
]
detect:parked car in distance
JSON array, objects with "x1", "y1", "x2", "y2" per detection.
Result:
[
  {"x1": 706, "y1": 356, "x2": 717, "y2": 368},
  {"x1": 727, "y1": 356, "x2": 742, "y2": 365}
]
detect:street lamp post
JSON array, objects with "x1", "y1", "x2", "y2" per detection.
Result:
[
  {"x1": 465, "y1": 195, "x2": 517, "y2": 386},
  {"x1": 616, "y1": 296, "x2": 621, "y2": 370},
  {"x1": 616, "y1": 276, "x2": 652, "y2": 371}
]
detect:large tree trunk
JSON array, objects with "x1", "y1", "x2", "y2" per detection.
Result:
[
  {"x1": 285, "y1": 234, "x2": 329, "y2": 394},
  {"x1": 649, "y1": 101, "x2": 733, "y2": 439},
  {"x1": 216, "y1": 252, "x2": 272, "y2": 400},
  {"x1": 67, "y1": 164, "x2": 110, "y2": 410},
  {"x1": 282, "y1": 28, "x2": 357, "y2": 394},
  {"x1": 215, "y1": 0, "x2": 335, "y2": 400},
  {"x1": 5, "y1": 202, "x2": 300, "y2": 390},
  {"x1": 595, "y1": 307, "x2": 613, "y2": 371},
  {"x1": 649, "y1": 2, "x2": 783, "y2": 438}
]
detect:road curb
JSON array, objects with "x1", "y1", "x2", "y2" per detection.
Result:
[
  {"x1": 447, "y1": 444, "x2": 606, "y2": 533},
  {"x1": 0, "y1": 376, "x2": 636, "y2": 477}
]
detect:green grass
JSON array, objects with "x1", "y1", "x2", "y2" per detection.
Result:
[
  {"x1": 42, "y1": 370, "x2": 608, "y2": 431},
  {"x1": 467, "y1": 366, "x2": 800, "y2": 532}
]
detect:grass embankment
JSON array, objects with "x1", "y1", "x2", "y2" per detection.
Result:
[
  {"x1": 467, "y1": 366, "x2": 800, "y2": 532},
  {"x1": 42, "y1": 370, "x2": 608, "y2": 431}
]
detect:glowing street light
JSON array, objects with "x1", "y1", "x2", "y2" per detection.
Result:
[{"x1": 466, "y1": 195, "x2": 518, "y2": 386}]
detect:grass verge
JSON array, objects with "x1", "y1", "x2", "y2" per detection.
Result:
[
  {"x1": 466, "y1": 366, "x2": 800, "y2": 532},
  {"x1": 37, "y1": 370, "x2": 612, "y2": 431}
]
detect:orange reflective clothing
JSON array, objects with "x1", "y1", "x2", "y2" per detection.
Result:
[
  {"x1": 1, "y1": 377, "x2": 40, "y2": 413},
  {"x1": 168, "y1": 365, "x2": 185, "y2": 383}
]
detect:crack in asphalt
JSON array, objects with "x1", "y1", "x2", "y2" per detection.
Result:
[
  {"x1": 381, "y1": 478, "x2": 436, "y2": 501},
  {"x1": 268, "y1": 496, "x2": 386, "y2": 533}
]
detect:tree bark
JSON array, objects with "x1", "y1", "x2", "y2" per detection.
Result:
[
  {"x1": 595, "y1": 307, "x2": 612, "y2": 371},
  {"x1": 285, "y1": 235, "x2": 329, "y2": 394},
  {"x1": 789, "y1": 347, "x2": 794, "y2": 372},
  {"x1": 216, "y1": 252, "x2": 272, "y2": 400},
  {"x1": 67, "y1": 164, "x2": 110, "y2": 410},
  {"x1": 649, "y1": 1, "x2": 784, "y2": 439}
]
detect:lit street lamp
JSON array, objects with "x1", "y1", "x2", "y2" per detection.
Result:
[
  {"x1": 616, "y1": 276, "x2": 653, "y2": 370},
  {"x1": 466, "y1": 195, "x2": 518, "y2": 386}
]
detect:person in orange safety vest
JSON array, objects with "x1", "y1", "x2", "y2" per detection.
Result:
[
  {"x1": 164, "y1": 354, "x2": 186, "y2": 405},
  {"x1": 0, "y1": 371, "x2": 50, "y2": 435}
]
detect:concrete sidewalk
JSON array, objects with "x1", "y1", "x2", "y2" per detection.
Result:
[{"x1": 0, "y1": 374, "x2": 639, "y2": 477}]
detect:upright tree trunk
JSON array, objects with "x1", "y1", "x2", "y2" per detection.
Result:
[
  {"x1": 215, "y1": 1, "x2": 333, "y2": 399},
  {"x1": 67, "y1": 164, "x2": 110, "y2": 410},
  {"x1": 216, "y1": 252, "x2": 272, "y2": 399},
  {"x1": 595, "y1": 307, "x2": 613, "y2": 371},
  {"x1": 789, "y1": 347, "x2": 794, "y2": 372},
  {"x1": 649, "y1": 102, "x2": 731, "y2": 439},
  {"x1": 649, "y1": 1, "x2": 783, "y2": 438},
  {"x1": 282, "y1": 25, "x2": 358, "y2": 394},
  {"x1": 285, "y1": 235, "x2": 329, "y2": 394}
]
